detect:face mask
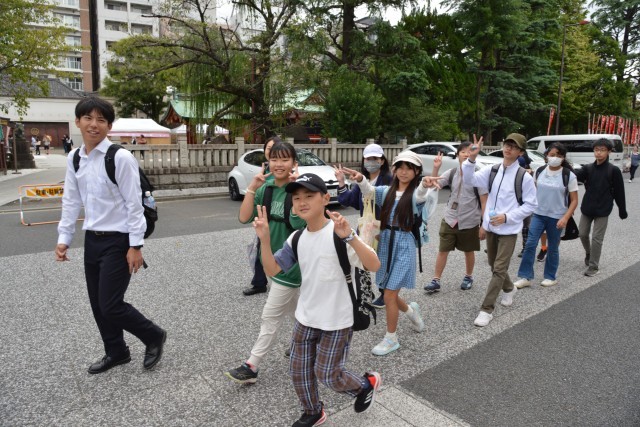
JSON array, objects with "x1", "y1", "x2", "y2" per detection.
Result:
[
  {"x1": 547, "y1": 157, "x2": 563, "y2": 167},
  {"x1": 364, "y1": 160, "x2": 382, "y2": 173}
]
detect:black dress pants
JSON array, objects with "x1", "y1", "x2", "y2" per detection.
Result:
[
  {"x1": 250, "y1": 243, "x2": 268, "y2": 288},
  {"x1": 84, "y1": 231, "x2": 161, "y2": 357}
]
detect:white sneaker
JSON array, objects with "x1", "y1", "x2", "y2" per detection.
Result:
[
  {"x1": 500, "y1": 286, "x2": 517, "y2": 307},
  {"x1": 406, "y1": 302, "x2": 424, "y2": 332},
  {"x1": 514, "y1": 278, "x2": 531, "y2": 289},
  {"x1": 371, "y1": 337, "x2": 400, "y2": 356},
  {"x1": 541, "y1": 279, "x2": 558, "y2": 287},
  {"x1": 628, "y1": 179, "x2": 633, "y2": 183},
  {"x1": 474, "y1": 311, "x2": 493, "y2": 327}
]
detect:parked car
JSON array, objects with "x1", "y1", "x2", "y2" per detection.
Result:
[
  {"x1": 405, "y1": 142, "x2": 503, "y2": 176},
  {"x1": 487, "y1": 149, "x2": 546, "y2": 172},
  {"x1": 228, "y1": 148, "x2": 346, "y2": 203}
]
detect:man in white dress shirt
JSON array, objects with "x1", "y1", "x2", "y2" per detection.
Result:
[
  {"x1": 462, "y1": 133, "x2": 537, "y2": 327},
  {"x1": 54, "y1": 97, "x2": 166, "y2": 374}
]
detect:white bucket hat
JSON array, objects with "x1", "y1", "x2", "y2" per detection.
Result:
[{"x1": 392, "y1": 151, "x2": 423, "y2": 168}]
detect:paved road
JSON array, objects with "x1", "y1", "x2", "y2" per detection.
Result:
[
  {"x1": 1, "y1": 171, "x2": 639, "y2": 426},
  {"x1": 403, "y1": 261, "x2": 640, "y2": 426},
  {"x1": 0, "y1": 197, "x2": 244, "y2": 257}
]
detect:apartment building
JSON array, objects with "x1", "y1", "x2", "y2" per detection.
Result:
[{"x1": 50, "y1": 0, "x2": 171, "y2": 92}]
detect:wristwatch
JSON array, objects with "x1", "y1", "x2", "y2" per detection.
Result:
[
  {"x1": 130, "y1": 245, "x2": 143, "y2": 250},
  {"x1": 342, "y1": 229, "x2": 357, "y2": 243}
]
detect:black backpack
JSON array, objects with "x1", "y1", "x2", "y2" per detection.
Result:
[
  {"x1": 488, "y1": 163, "x2": 527, "y2": 206},
  {"x1": 261, "y1": 185, "x2": 293, "y2": 231},
  {"x1": 291, "y1": 229, "x2": 376, "y2": 331},
  {"x1": 73, "y1": 144, "x2": 158, "y2": 238},
  {"x1": 534, "y1": 164, "x2": 571, "y2": 206}
]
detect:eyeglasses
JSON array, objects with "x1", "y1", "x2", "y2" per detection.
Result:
[
  {"x1": 503, "y1": 143, "x2": 518, "y2": 150},
  {"x1": 593, "y1": 147, "x2": 609, "y2": 153}
]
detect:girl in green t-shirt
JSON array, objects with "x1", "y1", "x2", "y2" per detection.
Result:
[{"x1": 226, "y1": 141, "x2": 305, "y2": 384}]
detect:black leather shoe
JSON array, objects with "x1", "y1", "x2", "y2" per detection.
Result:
[
  {"x1": 243, "y1": 286, "x2": 267, "y2": 296},
  {"x1": 87, "y1": 353, "x2": 131, "y2": 374},
  {"x1": 143, "y1": 329, "x2": 167, "y2": 370}
]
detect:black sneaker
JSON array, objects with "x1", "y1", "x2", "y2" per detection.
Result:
[
  {"x1": 224, "y1": 363, "x2": 258, "y2": 384},
  {"x1": 517, "y1": 248, "x2": 524, "y2": 258},
  {"x1": 371, "y1": 294, "x2": 385, "y2": 309},
  {"x1": 354, "y1": 372, "x2": 381, "y2": 413},
  {"x1": 292, "y1": 405, "x2": 326, "y2": 426},
  {"x1": 537, "y1": 248, "x2": 547, "y2": 262},
  {"x1": 285, "y1": 347, "x2": 291, "y2": 358}
]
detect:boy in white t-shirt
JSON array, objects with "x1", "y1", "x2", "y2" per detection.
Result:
[{"x1": 254, "y1": 173, "x2": 382, "y2": 427}]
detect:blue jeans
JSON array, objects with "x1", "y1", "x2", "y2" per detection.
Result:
[{"x1": 517, "y1": 214, "x2": 563, "y2": 281}]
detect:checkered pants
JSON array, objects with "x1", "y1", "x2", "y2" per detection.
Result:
[{"x1": 289, "y1": 321, "x2": 367, "y2": 415}]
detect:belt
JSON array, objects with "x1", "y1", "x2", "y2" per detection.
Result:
[{"x1": 88, "y1": 230, "x2": 121, "y2": 236}]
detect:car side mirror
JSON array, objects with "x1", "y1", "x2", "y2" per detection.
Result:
[{"x1": 446, "y1": 152, "x2": 456, "y2": 159}]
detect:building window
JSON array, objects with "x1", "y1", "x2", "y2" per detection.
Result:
[
  {"x1": 105, "y1": 20, "x2": 127, "y2": 32},
  {"x1": 62, "y1": 77, "x2": 83, "y2": 91},
  {"x1": 58, "y1": 0, "x2": 79, "y2": 7},
  {"x1": 55, "y1": 13, "x2": 80, "y2": 29},
  {"x1": 65, "y1": 35, "x2": 81, "y2": 47},
  {"x1": 105, "y1": 1, "x2": 127, "y2": 11},
  {"x1": 131, "y1": 24, "x2": 153, "y2": 35},
  {"x1": 62, "y1": 56, "x2": 82, "y2": 70},
  {"x1": 131, "y1": 5, "x2": 152, "y2": 14}
]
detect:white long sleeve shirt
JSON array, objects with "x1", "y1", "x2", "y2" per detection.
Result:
[
  {"x1": 57, "y1": 138, "x2": 146, "y2": 247},
  {"x1": 462, "y1": 159, "x2": 537, "y2": 235},
  {"x1": 357, "y1": 177, "x2": 434, "y2": 204}
]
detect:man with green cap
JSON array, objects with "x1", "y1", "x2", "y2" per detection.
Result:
[{"x1": 462, "y1": 133, "x2": 538, "y2": 327}]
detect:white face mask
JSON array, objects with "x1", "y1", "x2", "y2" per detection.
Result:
[{"x1": 547, "y1": 157, "x2": 563, "y2": 167}]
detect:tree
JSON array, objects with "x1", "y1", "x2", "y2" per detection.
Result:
[
  {"x1": 0, "y1": 0, "x2": 70, "y2": 116},
  {"x1": 101, "y1": 36, "x2": 180, "y2": 122},
  {"x1": 323, "y1": 66, "x2": 383, "y2": 142},
  {"x1": 135, "y1": 0, "x2": 299, "y2": 140},
  {"x1": 446, "y1": 0, "x2": 559, "y2": 141},
  {"x1": 293, "y1": 0, "x2": 410, "y2": 70},
  {"x1": 591, "y1": 0, "x2": 640, "y2": 111}
]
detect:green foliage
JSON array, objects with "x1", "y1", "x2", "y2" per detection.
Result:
[
  {"x1": 101, "y1": 36, "x2": 180, "y2": 122},
  {"x1": 323, "y1": 66, "x2": 383, "y2": 143},
  {"x1": 591, "y1": 0, "x2": 640, "y2": 112},
  {"x1": 133, "y1": 0, "x2": 300, "y2": 140},
  {"x1": 0, "y1": 0, "x2": 71, "y2": 116}
]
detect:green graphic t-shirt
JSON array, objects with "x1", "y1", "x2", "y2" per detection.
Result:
[{"x1": 245, "y1": 181, "x2": 305, "y2": 288}]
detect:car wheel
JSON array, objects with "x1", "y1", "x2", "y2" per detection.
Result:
[{"x1": 229, "y1": 178, "x2": 243, "y2": 201}]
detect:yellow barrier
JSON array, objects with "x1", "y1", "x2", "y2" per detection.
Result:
[{"x1": 18, "y1": 184, "x2": 82, "y2": 226}]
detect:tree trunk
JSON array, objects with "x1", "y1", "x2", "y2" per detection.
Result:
[{"x1": 342, "y1": 3, "x2": 356, "y2": 66}]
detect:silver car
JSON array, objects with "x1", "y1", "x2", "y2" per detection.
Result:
[
  {"x1": 228, "y1": 148, "x2": 345, "y2": 202},
  {"x1": 405, "y1": 142, "x2": 503, "y2": 176},
  {"x1": 487, "y1": 149, "x2": 546, "y2": 172}
]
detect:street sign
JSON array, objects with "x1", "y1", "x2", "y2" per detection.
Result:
[{"x1": 18, "y1": 184, "x2": 82, "y2": 226}]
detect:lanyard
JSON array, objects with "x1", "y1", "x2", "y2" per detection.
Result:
[{"x1": 492, "y1": 168, "x2": 506, "y2": 211}]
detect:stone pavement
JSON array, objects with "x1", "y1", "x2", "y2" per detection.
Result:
[{"x1": 2, "y1": 175, "x2": 639, "y2": 426}]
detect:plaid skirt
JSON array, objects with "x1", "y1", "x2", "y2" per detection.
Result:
[{"x1": 375, "y1": 228, "x2": 416, "y2": 291}]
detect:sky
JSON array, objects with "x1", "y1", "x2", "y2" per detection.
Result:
[{"x1": 214, "y1": 1, "x2": 446, "y2": 25}]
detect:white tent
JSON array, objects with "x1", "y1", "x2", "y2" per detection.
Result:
[
  {"x1": 108, "y1": 118, "x2": 171, "y2": 137},
  {"x1": 171, "y1": 124, "x2": 229, "y2": 135}
]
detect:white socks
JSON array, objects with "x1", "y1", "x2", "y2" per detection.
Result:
[{"x1": 385, "y1": 331, "x2": 397, "y2": 342}]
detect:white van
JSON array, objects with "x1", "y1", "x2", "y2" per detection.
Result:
[{"x1": 527, "y1": 134, "x2": 624, "y2": 170}]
